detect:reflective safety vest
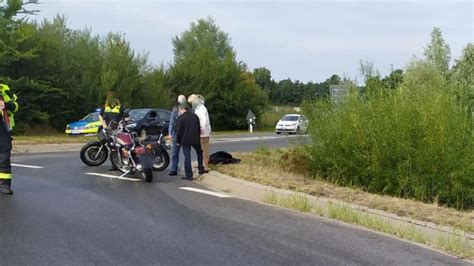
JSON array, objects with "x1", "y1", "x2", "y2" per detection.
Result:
[
  {"x1": 0, "y1": 173, "x2": 11, "y2": 179},
  {"x1": 104, "y1": 104, "x2": 121, "y2": 114},
  {"x1": 0, "y1": 84, "x2": 19, "y2": 129}
]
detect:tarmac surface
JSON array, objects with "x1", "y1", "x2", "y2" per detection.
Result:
[{"x1": 0, "y1": 134, "x2": 468, "y2": 265}]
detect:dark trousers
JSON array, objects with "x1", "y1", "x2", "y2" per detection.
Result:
[
  {"x1": 182, "y1": 144, "x2": 204, "y2": 178},
  {"x1": 171, "y1": 131, "x2": 180, "y2": 172},
  {"x1": 0, "y1": 122, "x2": 12, "y2": 180}
]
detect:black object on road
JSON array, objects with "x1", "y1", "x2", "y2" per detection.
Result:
[{"x1": 209, "y1": 151, "x2": 241, "y2": 165}]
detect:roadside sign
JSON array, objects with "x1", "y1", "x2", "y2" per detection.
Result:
[{"x1": 330, "y1": 85, "x2": 347, "y2": 104}]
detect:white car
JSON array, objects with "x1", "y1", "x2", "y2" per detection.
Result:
[{"x1": 275, "y1": 114, "x2": 308, "y2": 134}]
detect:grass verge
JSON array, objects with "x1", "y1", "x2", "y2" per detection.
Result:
[
  {"x1": 13, "y1": 130, "x2": 275, "y2": 145},
  {"x1": 13, "y1": 134, "x2": 95, "y2": 145},
  {"x1": 262, "y1": 192, "x2": 473, "y2": 259}
]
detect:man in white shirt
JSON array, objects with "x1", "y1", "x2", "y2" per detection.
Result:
[{"x1": 188, "y1": 94, "x2": 211, "y2": 171}]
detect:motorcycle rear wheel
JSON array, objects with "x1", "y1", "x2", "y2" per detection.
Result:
[{"x1": 153, "y1": 148, "x2": 170, "y2": 171}]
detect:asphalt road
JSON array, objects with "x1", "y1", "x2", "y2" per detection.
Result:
[{"x1": 0, "y1": 134, "x2": 467, "y2": 265}]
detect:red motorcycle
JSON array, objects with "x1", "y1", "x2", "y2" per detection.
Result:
[{"x1": 109, "y1": 117, "x2": 170, "y2": 182}]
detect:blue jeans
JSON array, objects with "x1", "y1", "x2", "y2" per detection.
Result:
[
  {"x1": 171, "y1": 132, "x2": 180, "y2": 172},
  {"x1": 182, "y1": 144, "x2": 204, "y2": 178}
]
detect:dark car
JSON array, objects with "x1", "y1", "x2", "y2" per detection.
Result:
[{"x1": 126, "y1": 108, "x2": 171, "y2": 137}]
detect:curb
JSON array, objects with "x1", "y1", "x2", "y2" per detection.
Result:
[
  {"x1": 198, "y1": 170, "x2": 474, "y2": 245},
  {"x1": 10, "y1": 133, "x2": 300, "y2": 155},
  {"x1": 12, "y1": 143, "x2": 83, "y2": 155}
]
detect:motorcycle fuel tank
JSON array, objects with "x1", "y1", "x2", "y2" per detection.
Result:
[
  {"x1": 135, "y1": 146, "x2": 146, "y2": 155},
  {"x1": 116, "y1": 132, "x2": 133, "y2": 146}
]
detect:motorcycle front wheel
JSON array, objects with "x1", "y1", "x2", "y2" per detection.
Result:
[
  {"x1": 80, "y1": 141, "x2": 108, "y2": 166},
  {"x1": 142, "y1": 168, "x2": 153, "y2": 183},
  {"x1": 110, "y1": 150, "x2": 132, "y2": 174}
]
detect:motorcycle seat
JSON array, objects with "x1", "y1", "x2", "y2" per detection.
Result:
[{"x1": 144, "y1": 135, "x2": 160, "y2": 142}]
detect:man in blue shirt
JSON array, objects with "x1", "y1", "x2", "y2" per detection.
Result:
[{"x1": 168, "y1": 95, "x2": 187, "y2": 176}]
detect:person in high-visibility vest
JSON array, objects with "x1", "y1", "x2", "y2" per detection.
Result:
[
  {"x1": 99, "y1": 91, "x2": 125, "y2": 130},
  {"x1": 0, "y1": 82, "x2": 19, "y2": 195},
  {"x1": 99, "y1": 91, "x2": 125, "y2": 171}
]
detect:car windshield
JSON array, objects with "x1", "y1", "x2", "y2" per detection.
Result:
[
  {"x1": 81, "y1": 113, "x2": 99, "y2": 122},
  {"x1": 281, "y1": 115, "x2": 299, "y2": 121},
  {"x1": 129, "y1": 109, "x2": 150, "y2": 121}
]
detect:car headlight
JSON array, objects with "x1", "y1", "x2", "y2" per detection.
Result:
[{"x1": 126, "y1": 123, "x2": 137, "y2": 128}]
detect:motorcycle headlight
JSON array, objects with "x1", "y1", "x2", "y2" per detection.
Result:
[{"x1": 163, "y1": 140, "x2": 171, "y2": 149}]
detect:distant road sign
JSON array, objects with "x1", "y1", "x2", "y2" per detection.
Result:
[{"x1": 330, "y1": 85, "x2": 347, "y2": 103}]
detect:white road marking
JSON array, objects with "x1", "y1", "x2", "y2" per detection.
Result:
[
  {"x1": 179, "y1": 187, "x2": 233, "y2": 198},
  {"x1": 85, "y1": 172, "x2": 141, "y2": 182},
  {"x1": 11, "y1": 163, "x2": 44, "y2": 169}
]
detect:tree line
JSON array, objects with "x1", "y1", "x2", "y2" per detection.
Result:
[
  {"x1": 0, "y1": 0, "x2": 353, "y2": 133},
  {"x1": 1, "y1": 1, "x2": 471, "y2": 135}
]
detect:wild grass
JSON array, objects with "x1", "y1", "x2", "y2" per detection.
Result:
[
  {"x1": 262, "y1": 191, "x2": 473, "y2": 258},
  {"x1": 13, "y1": 134, "x2": 95, "y2": 145},
  {"x1": 263, "y1": 192, "x2": 314, "y2": 213},
  {"x1": 303, "y1": 62, "x2": 474, "y2": 210},
  {"x1": 326, "y1": 203, "x2": 473, "y2": 258},
  {"x1": 13, "y1": 130, "x2": 273, "y2": 145}
]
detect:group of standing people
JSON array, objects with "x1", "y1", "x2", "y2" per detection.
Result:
[
  {"x1": 97, "y1": 91, "x2": 212, "y2": 179},
  {"x1": 0, "y1": 88, "x2": 210, "y2": 195},
  {"x1": 168, "y1": 94, "x2": 211, "y2": 180}
]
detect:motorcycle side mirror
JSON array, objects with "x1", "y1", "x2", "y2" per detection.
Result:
[{"x1": 123, "y1": 108, "x2": 130, "y2": 118}]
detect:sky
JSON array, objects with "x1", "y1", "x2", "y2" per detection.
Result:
[{"x1": 34, "y1": 0, "x2": 473, "y2": 83}]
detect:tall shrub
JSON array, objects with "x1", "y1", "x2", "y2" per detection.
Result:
[{"x1": 304, "y1": 62, "x2": 473, "y2": 209}]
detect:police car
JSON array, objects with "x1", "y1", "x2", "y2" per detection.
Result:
[{"x1": 65, "y1": 112, "x2": 102, "y2": 135}]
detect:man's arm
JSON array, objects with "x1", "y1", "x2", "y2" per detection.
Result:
[
  {"x1": 3, "y1": 90, "x2": 18, "y2": 113},
  {"x1": 168, "y1": 107, "x2": 176, "y2": 136},
  {"x1": 195, "y1": 107, "x2": 205, "y2": 135},
  {"x1": 203, "y1": 106, "x2": 211, "y2": 133},
  {"x1": 99, "y1": 115, "x2": 107, "y2": 128},
  {"x1": 197, "y1": 106, "x2": 211, "y2": 135},
  {"x1": 195, "y1": 114, "x2": 201, "y2": 135},
  {"x1": 176, "y1": 116, "x2": 183, "y2": 145},
  {"x1": 99, "y1": 109, "x2": 107, "y2": 128}
]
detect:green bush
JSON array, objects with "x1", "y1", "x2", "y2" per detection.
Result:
[{"x1": 304, "y1": 62, "x2": 474, "y2": 210}]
